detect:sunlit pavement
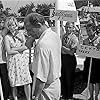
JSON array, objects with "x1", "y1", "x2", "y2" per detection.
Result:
[
  {"x1": 74, "y1": 54, "x2": 99, "y2": 100},
  {"x1": 73, "y1": 87, "x2": 100, "y2": 100},
  {"x1": 74, "y1": 55, "x2": 100, "y2": 100},
  {"x1": 9, "y1": 88, "x2": 100, "y2": 100}
]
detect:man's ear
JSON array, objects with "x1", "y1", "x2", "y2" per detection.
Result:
[{"x1": 35, "y1": 22, "x2": 41, "y2": 28}]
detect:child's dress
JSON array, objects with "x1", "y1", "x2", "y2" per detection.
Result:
[{"x1": 6, "y1": 33, "x2": 32, "y2": 87}]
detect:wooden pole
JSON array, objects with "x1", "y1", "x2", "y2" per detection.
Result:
[
  {"x1": 0, "y1": 78, "x2": 4, "y2": 100},
  {"x1": 86, "y1": 57, "x2": 92, "y2": 100},
  {"x1": 55, "y1": 0, "x2": 60, "y2": 37}
]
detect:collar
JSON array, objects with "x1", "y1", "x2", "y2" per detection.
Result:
[
  {"x1": 40, "y1": 28, "x2": 51, "y2": 39},
  {"x1": 36, "y1": 28, "x2": 51, "y2": 46}
]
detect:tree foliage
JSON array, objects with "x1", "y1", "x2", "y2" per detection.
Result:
[
  {"x1": 74, "y1": 0, "x2": 100, "y2": 9},
  {"x1": 17, "y1": 3, "x2": 55, "y2": 26},
  {"x1": 0, "y1": 1, "x2": 18, "y2": 22},
  {"x1": 18, "y1": 2, "x2": 54, "y2": 17},
  {"x1": 35, "y1": 3, "x2": 54, "y2": 26},
  {"x1": 18, "y1": 2, "x2": 35, "y2": 17},
  {"x1": 36, "y1": 4, "x2": 53, "y2": 16},
  {"x1": 0, "y1": 0, "x2": 3, "y2": 9}
]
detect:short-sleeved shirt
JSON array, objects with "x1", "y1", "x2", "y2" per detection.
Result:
[
  {"x1": 62, "y1": 33, "x2": 78, "y2": 49},
  {"x1": 32, "y1": 28, "x2": 61, "y2": 100}
]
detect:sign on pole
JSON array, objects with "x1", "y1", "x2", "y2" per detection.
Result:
[
  {"x1": 50, "y1": 0, "x2": 78, "y2": 22},
  {"x1": 88, "y1": 7, "x2": 100, "y2": 12},
  {"x1": 77, "y1": 6, "x2": 100, "y2": 12}
]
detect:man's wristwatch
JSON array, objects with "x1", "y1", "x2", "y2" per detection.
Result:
[{"x1": 32, "y1": 96, "x2": 38, "y2": 100}]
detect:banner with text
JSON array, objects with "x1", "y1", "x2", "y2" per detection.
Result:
[
  {"x1": 76, "y1": 44, "x2": 100, "y2": 59},
  {"x1": 50, "y1": 0, "x2": 77, "y2": 22}
]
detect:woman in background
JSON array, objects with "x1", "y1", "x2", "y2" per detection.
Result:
[
  {"x1": 0, "y1": 20, "x2": 12, "y2": 100},
  {"x1": 61, "y1": 22, "x2": 78, "y2": 100},
  {"x1": 83, "y1": 23, "x2": 100, "y2": 100},
  {"x1": 4, "y1": 16, "x2": 32, "y2": 100}
]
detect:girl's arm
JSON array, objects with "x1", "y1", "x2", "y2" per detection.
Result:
[
  {"x1": 12, "y1": 33, "x2": 27, "y2": 52},
  {"x1": 5, "y1": 36, "x2": 19, "y2": 55},
  {"x1": 62, "y1": 46, "x2": 73, "y2": 55},
  {"x1": 12, "y1": 45, "x2": 27, "y2": 53}
]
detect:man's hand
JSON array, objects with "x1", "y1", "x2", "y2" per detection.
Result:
[
  {"x1": 25, "y1": 36, "x2": 35, "y2": 49},
  {"x1": 32, "y1": 96, "x2": 38, "y2": 100}
]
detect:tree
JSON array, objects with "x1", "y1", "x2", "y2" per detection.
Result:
[
  {"x1": 17, "y1": 2, "x2": 54, "y2": 26},
  {"x1": 18, "y1": 2, "x2": 35, "y2": 17},
  {"x1": 74, "y1": 0, "x2": 88, "y2": 9},
  {"x1": 3, "y1": 7, "x2": 11, "y2": 16},
  {"x1": 74, "y1": 0, "x2": 100, "y2": 9},
  {"x1": 35, "y1": 3, "x2": 54, "y2": 26},
  {"x1": 36, "y1": 4, "x2": 50, "y2": 16},
  {"x1": 0, "y1": 0, "x2": 18, "y2": 22},
  {"x1": 0, "y1": 0, "x2": 3, "y2": 10}
]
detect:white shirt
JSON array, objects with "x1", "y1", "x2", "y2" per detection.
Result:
[
  {"x1": 32, "y1": 28, "x2": 61, "y2": 100},
  {"x1": 67, "y1": 33, "x2": 79, "y2": 48},
  {"x1": 0, "y1": 33, "x2": 6, "y2": 64}
]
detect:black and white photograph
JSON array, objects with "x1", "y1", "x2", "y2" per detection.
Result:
[{"x1": 0, "y1": 0, "x2": 100, "y2": 100}]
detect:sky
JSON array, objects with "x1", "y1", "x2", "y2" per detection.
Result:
[{"x1": 1, "y1": 0, "x2": 55, "y2": 13}]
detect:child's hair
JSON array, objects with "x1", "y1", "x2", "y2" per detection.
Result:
[{"x1": 5, "y1": 16, "x2": 18, "y2": 31}]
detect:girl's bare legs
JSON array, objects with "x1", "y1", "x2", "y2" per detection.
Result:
[
  {"x1": 12, "y1": 87, "x2": 18, "y2": 100},
  {"x1": 24, "y1": 84, "x2": 31, "y2": 100},
  {"x1": 32, "y1": 75, "x2": 36, "y2": 96},
  {"x1": 95, "y1": 83, "x2": 99, "y2": 100}
]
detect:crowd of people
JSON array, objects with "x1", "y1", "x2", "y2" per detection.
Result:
[
  {"x1": 1, "y1": 7, "x2": 100, "y2": 100},
  {"x1": 0, "y1": 13, "x2": 62, "y2": 100}
]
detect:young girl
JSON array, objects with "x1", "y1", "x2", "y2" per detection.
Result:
[
  {"x1": 61, "y1": 22, "x2": 78, "y2": 100},
  {"x1": 83, "y1": 23, "x2": 100, "y2": 100},
  {"x1": 4, "y1": 16, "x2": 32, "y2": 100}
]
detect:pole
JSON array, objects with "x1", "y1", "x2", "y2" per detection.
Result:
[
  {"x1": 86, "y1": 57, "x2": 92, "y2": 100},
  {"x1": 0, "y1": 78, "x2": 4, "y2": 100},
  {"x1": 55, "y1": 0, "x2": 60, "y2": 36}
]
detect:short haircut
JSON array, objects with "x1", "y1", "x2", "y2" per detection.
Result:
[{"x1": 24, "y1": 13, "x2": 45, "y2": 27}]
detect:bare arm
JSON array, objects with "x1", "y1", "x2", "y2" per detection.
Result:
[
  {"x1": 5, "y1": 36, "x2": 19, "y2": 55},
  {"x1": 33, "y1": 78, "x2": 45, "y2": 99},
  {"x1": 62, "y1": 46, "x2": 74, "y2": 55},
  {"x1": 12, "y1": 33, "x2": 27, "y2": 52},
  {"x1": 12, "y1": 45, "x2": 27, "y2": 53}
]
